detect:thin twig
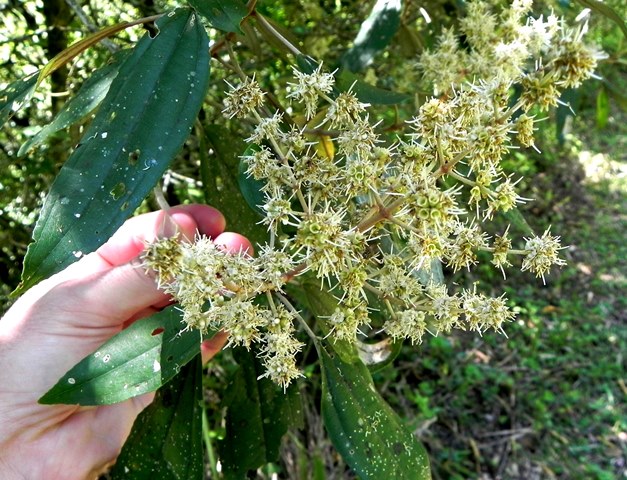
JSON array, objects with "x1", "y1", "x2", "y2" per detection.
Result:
[
  {"x1": 252, "y1": 12, "x2": 302, "y2": 56},
  {"x1": 274, "y1": 291, "x2": 319, "y2": 343}
]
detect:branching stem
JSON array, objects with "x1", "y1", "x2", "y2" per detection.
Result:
[{"x1": 274, "y1": 292, "x2": 318, "y2": 342}]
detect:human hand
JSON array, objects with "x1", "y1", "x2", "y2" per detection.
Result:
[{"x1": 0, "y1": 205, "x2": 251, "y2": 479}]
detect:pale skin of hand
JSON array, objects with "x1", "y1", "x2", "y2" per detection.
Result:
[{"x1": 0, "y1": 205, "x2": 252, "y2": 480}]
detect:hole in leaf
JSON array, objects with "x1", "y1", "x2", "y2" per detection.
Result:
[
  {"x1": 151, "y1": 327, "x2": 165, "y2": 336},
  {"x1": 144, "y1": 22, "x2": 159, "y2": 38}
]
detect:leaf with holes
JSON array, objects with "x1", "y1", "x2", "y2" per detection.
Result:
[
  {"x1": 39, "y1": 306, "x2": 201, "y2": 406},
  {"x1": 18, "y1": 8, "x2": 210, "y2": 294}
]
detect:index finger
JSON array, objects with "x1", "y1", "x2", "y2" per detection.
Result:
[
  {"x1": 97, "y1": 204, "x2": 226, "y2": 268},
  {"x1": 15, "y1": 205, "x2": 226, "y2": 307}
]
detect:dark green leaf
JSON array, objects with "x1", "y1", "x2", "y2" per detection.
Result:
[
  {"x1": 19, "y1": 51, "x2": 130, "y2": 157},
  {"x1": 219, "y1": 348, "x2": 303, "y2": 478},
  {"x1": 109, "y1": 355, "x2": 204, "y2": 480},
  {"x1": 295, "y1": 54, "x2": 320, "y2": 75},
  {"x1": 556, "y1": 88, "x2": 578, "y2": 146},
  {"x1": 502, "y1": 208, "x2": 534, "y2": 237},
  {"x1": 341, "y1": 0, "x2": 403, "y2": 72},
  {"x1": 320, "y1": 344, "x2": 431, "y2": 479},
  {"x1": 576, "y1": 0, "x2": 627, "y2": 38},
  {"x1": 300, "y1": 280, "x2": 359, "y2": 364},
  {"x1": 18, "y1": 9, "x2": 210, "y2": 294},
  {"x1": 397, "y1": 21, "x2": 424, "y2": 55},
  {"x1": 237, "y1": 144, "x2": 267, "y2": 218},
  {"x1": 337, "y1": 70, "x2": 410, "y2": 105},
  {"x1": 0, "y1": 73, "x2": 37, "y2": 128},
  {"x1": 299, "y1": 280, "x2": 430, "y2": 477},
  {"x1": 39, "y1": 306, "x2": 201, "y2": 406},
  {"x1": 596, "y1": 87, "x2": 609, "y2": 129},
  {"x1": 188, "y1": 0, "x2": 248, "y2": 33},
  {"x1": 200, "y1": 124, "x2": 269, "y2": 247}
]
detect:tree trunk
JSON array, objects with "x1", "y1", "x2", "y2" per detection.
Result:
[{"x1": 42, "y1": 0, "x2": 73, "y2": 114}]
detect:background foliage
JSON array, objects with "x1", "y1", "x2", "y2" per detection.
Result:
[{"x1": 1, "y1": 0, "x2": 625, "y2": 478}]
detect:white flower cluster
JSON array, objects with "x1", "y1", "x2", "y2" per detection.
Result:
[
  {"x1": 420, "y1": 0, "x2": 606, "y2": 105},
  {"x1": 143, "y1": 1, "x2": 598, "y2": 388}
]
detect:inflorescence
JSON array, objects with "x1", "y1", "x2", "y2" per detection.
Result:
[{"x1": 142, "y1": 1, "x2": 600, "y2": 389}]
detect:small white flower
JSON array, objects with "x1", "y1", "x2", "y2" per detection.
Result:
[{"x1": 287, "y1": 64, "x2": 335, "y2": 119}]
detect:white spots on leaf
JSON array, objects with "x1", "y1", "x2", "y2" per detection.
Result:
[
  {"x1": 72, "y1": 250, "x2": 83, "y2": 258},
  {"x1": 101, "y1": 132, "x2": 108, "y2": 139},
  {"x1": 67, "y1": 377, "x2": 76, "y2": 385},
  {"x1": 102, "y1": 353, "x2": 111, "y2": 363},
  {"x1": 143, "y1": 158, "x2": 157, "y2": 171},
  {"x1": 153, "y1": 360, "x2": 161, "y2": 372}
]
